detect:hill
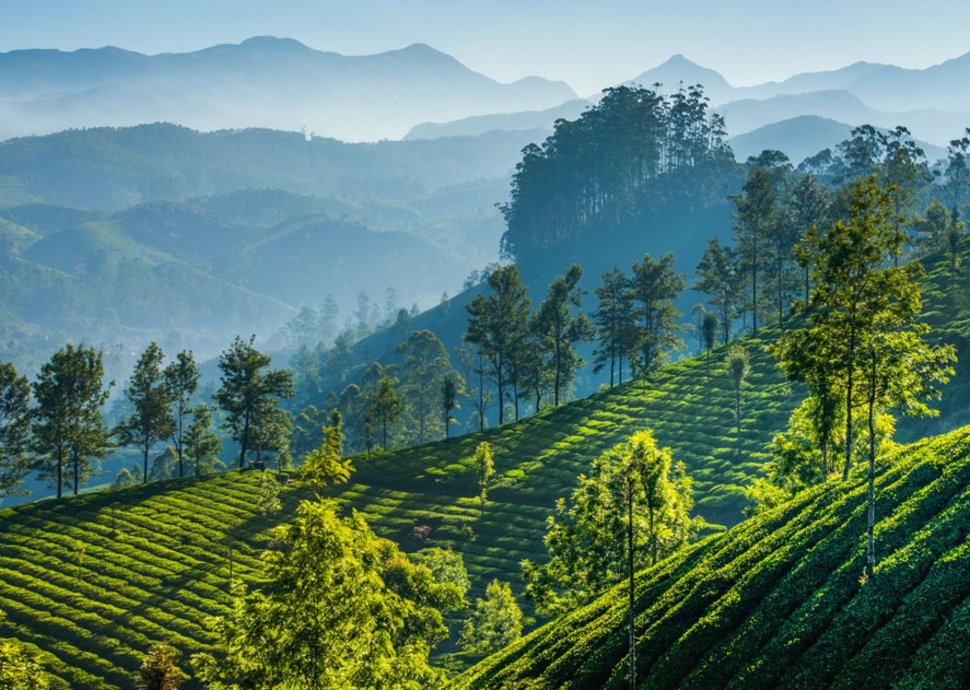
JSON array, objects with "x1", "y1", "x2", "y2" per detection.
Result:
[
  {"x1": 0, "y1": 37, "x2": 576, "y2": 142},
  {"x1": 452, "y1": 423, "x2": 970, "y2": 689},
  {"x1": 729, "y1": 116, "x2": 855, "y2": 166},
  {"x1": 404, "y1": 99, "x2": 590, "y2": 140},
  {"x1": 2, "y1": 239, "x2": 970, "y2": 687}
]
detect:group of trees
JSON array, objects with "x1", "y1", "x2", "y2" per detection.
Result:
[{"x1": 500, "y1": 84, "x2": 734, "y2": 262}]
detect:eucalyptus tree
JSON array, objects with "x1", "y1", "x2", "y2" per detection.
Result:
[
  {"x1": 592, "y1": 267, "x2": 636, "y2": 387},
  {"x1": 732, "y1": 167, "x2": 778, "y2": 334},
  {"x1": 397, "y1": 330, "x2": 454, "y2": 443},
  {"x1": 534, "y1": 264, "x2": 592, "y2": 406},
  {"x1": 694, "y1": 237, "x2": 741, "y2": 344},
  {"x1": 629, "y1": 253, "x2": 684, "y2": 375},
  {"x1": 163, "y1": 350, "x2": 199, "y2": 479},
  {"x1": 117, "y1": 342, "x2": 174, "y2": 484}
]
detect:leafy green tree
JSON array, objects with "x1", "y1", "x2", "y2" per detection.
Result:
[
  {"x1": 411, "y1": 548, "x2": 470, "y2": 606},
  {"x1": 474, "y1": 441, "x2": 495, "y2": 516},
  {"x1": 184, "y1": 404, "x2": 223, "y2": 477},
  {"x1": 701, "y1": 311, "x2": 718, "y2": 371},
  {"x1": 458, "y1": 580, "x2": 523, "y2": 659},
  {"x1": 257, "y1": 471, "x2": 282, "y2": 516},
  {"x1": 694, "y1": 237, "x2": 741, "y2": 344},
  {"x1": 727, "y1": 346, "x2": 750, "y2": 444},
  {"x1": 786, "y1": 173, "x2": 832, "y2": 302},
  {"x1": 290, "y1": 404, "x2": 327, "y2": 461},
  {"x1": 522, "y1": 430, "x2": 696, "y2": 617},
  {"x1": 912, "y1": 200, "x2": 966, "y2": 271},
  {"x1": 300, "y1": 410, "x2": 353, "y2": 489},
  {"x1": 0, "y1": 636, "x2": 50, "y2": 690},
  {"x1": 163, "y1": 350, "x2": 199, "y2": 479},
  {"x1": 0, "y1": 362, "x2": 31, "y2": 500},
  {"x1": 135, "y1": 642, "x2": 188, "y2": 690},
  {"x1": 733, "y1": 167, "x2": 778, "y2": 334},
  {"x1": 249, "y1": 402, "x2": 293, "y2": 473},
  {"x1": 441, "y1": 375, "x2": 461, "y2": 440},
  {"x1": 945, "y1": 131, "x2": 970, "y2": 219},
  {"x1": 117, "y1": 342, "x2": 174, "y2": 484},
  {"x1": 214, "y1": 335, "x2": 294, "y2": 469},
  {"x1": 464, "y1": 265, "x2": 533, "y2": 425},
  {"x1": 456, "y1": 347, "x2": 491, "y2": 433},
  {"x1": 192, "y1": 499, "x2": 457, "y2": 690},
  {"x1": 32, "y1": 344, "x2": 113, "y2": 497},
  {"x1": 629, "y1": 253, "x2": 684, "y2": 375},
  {"x1": 592, "y1": 267, "x2": 636, "y2": 386},
  {"x1": 368, "y1": 376, "x2": 401, "y2": 452},
  {"x1": 534, "y1": 264, "x2": 592, "y2": 406},
  {"x1": 397, "y1": 330, "x2": 454, "y2": 443}
]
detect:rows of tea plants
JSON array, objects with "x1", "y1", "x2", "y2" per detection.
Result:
[{"x1": 452, "y1": 426, "x2": 970, "y2": 690}]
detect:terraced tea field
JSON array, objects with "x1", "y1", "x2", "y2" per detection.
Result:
[{"x1": 453, "y1": 424, "x2": 970, "y2": 689}]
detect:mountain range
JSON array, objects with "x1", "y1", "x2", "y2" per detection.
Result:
[{"x1": 0, "y1": 37, "x2": 576, "y2": 142}]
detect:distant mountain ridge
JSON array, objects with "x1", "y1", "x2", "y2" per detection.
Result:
[{"x1": 0, "y1": 37, "x2": 576, "y2": 142}]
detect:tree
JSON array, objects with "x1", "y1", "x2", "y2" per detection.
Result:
[
  {"x1": 456, "y1": 347, "x2": 491, "y2": 433},
  {"x1": 0, "y1": 362, "x2": 31, "y2": 500},
  {"x1": 441, "y1": 375, "x2": 461, "y2": 440},
  {"x1": 629, "y1": 253, "x2": 684, "y2": 375},
  {"x1": 0, "y1": 637, "x2": 50, "y2": 690},
  {"x1": 370, "y1": 376, "x2": 401, "y2": 451},
  {"x1": 945, "y1": 131, "x2": 970, "y2": 219},
  {"x1": 397, "y1": 330, "x2": 454, "y2": 443},
  {"x1": 214, "y1": 336, "x2": 294, "y2": 469},
  {"x1": 458, "y1": 580, "x2": 523, "y2": 659},
  {"x1": 787, "y1": 173, "x2": 832, "y2": 302},
  {"x1": 474, "y1": 442, "x2": 495, "y2": 516},
  {"x1": 163, "y1": 350, "x2": 199, "y2": 479},
  {"x1": 183, "y1": 404, "x2": 223, "y2": 477},
  {"x1": 117, "y1": 342, "x2": 174, "y2": 484},
  {"x1": 733, "y1": 167, "x2": 778, "y2": 334},
  {"x1": 534, "y1": 264, "x2": 592, "y2": 406},
  {"x1": 694, "y1": 237, "x2": 741, "y2": 344},
  {"x1": 701, "y1": 311, "x2": 718, "y2": 368},
  {"x1": 135, "y1": 642, "x2": 188, "y2": 690},
  {"x1": 775, "y1": 175, "x2": 954, "y2": 577},
  {"x1": 522, "y1": 431, "x2": 697, "y2": 617},
  {"x1": 592, "y1": 267, "x2": 636, "y2": 386},
  {"x1": 300, "y1": 410, "x2": 353, "y2": 490},
  {"x1": 911, "y1": 200, "x2": 966, "y2": 271},
  {"x1": 192, "y1": 499, "x2": 458, "y2": 690},
  {"x1": 727, "y1": 346, "x2": 750, "y2": 445},
  {"x1": 32, "y1": 344, "x2": 112, "y2": 497},
  {"x1": 464, "y1": 265, "x2": 533, "y2": 425}
]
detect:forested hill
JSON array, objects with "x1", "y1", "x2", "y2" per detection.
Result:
[
  {"x1": 453, "y1": 424, "x2": 970, "y2": 690},
  {"x1": 0, "y1": 123, "x2": 543, "y2": 210}
]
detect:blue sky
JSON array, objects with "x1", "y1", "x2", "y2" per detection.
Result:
[{"x1": 3, "y1": 0, "x2": 970, "y2": 93}]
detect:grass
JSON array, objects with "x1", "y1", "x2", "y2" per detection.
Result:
[{"x1": 452, "y1": 424, "x2": 970, "y2": 689}]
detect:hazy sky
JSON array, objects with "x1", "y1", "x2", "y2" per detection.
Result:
[{"x1": 4, "y1": 0, "x2": 970, "y2": 94}]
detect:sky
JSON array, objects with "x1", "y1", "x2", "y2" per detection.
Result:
[{"x1": 3, "y1": 0, "x2": 970, "y2": 94}]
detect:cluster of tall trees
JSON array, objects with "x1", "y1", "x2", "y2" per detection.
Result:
[
  {"x1": 0, "y1": 334, "x2": 298, "y2": 500},
  {"x1": 500, "y1": 84, "x2": 734, "y2": 262}
]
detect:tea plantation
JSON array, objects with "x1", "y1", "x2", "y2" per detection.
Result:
[
  {"x1": 2, "y1": 244, "x2": 969, "y2": 688},
  {"x1": 452, "y1": 424, "x2": 970, "y2": 689}
]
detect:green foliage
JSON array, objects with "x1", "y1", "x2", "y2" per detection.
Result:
[
  {"x1": 300, "y1": 410, "x2": 354, "y2": 490},
  {"x1": 0, "y1": 637, "x2": 50, "y2": 690},
  {"x1": 458, "y1": 580, "x2": 523, "y2": 660},
  {"x1": 183, "y1": 404, "x2": 223, "y2": 477},
  {"x1": 695, "y1": 237, "x2": 741, "y2": 345},
  {"x1": 256, "y1": 472, "x2": 282, "y2": 517},
  {"x1": 454, "y1": 426, "x2": 970, "y2": 689},
  {"x1": 116, "y1": 343, "x2": 174, "y2": 485},
  {"x1": 369, "y1": 376, "x2": 402, "y2": 451},
  {"x1": 192, "y1": 498, "x2": 451, "y2": 690},
  {"x1": 591, "y1": 267, "x2": 635, "y2": 386},
  {"x1": 0, "y1": 362, "x2": 31, "y2": 500},
  {"x1": 214, "y1": 335, "x2": 294, "y2": 469},
  {"x1": 411, "y1": 548, "x2": 470, "y2": 607},
  {"x1": 397, "y1": 330, "x2": 455, "y2": 444},
  {"x1": 533, "y1": 264, "x2": 591, "y2": 406},
  {"x1": 522, "y1": 430, "x2": 697, "y2": 617},
  {"x1": 162, "y1": 351, "x2": 199, "y2": 480},
  {"x1": 474, "y1": 442, "x2": 495, "y2": 511},
  {"x1": 134, "y1": 643, "x2": 187, "y2": 690},
  {"x1": 32, "y1": 343, "x2": 112, "y2": 498}
]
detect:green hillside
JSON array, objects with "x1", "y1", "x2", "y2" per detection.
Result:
[{"x1": 453, "y1": 423, "x2": 970, "y2": 690}]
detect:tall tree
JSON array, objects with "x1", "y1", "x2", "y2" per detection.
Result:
[
  {"x1": 534, "y1": 264, "x2": 592, "y2": 406},
  {"x1": 369, "y1": 376, "x2": 401, "y2": 451},
  {"x1": 629, "y1": 253, "x2": 684, "y2": 375},
  {"x1": 694, "y1": 237, "x2": 741, "y2": 344},
  {"x1": 458, "y1": 580, "x2": 523, "y2": 659},
  {"x1": 464, "y1": 265, "x2": 532, "y2": 425},
  {"x1": 522, "y1": 430, "x2": 696, "y2": 617},
  {"x1": 441, "y1": 375, "x2": 461, "y2": 440},
  {"x1": 474, "y1": 441, "x2": 495, "y2": 517},
  {"x1": 117, "y1": 342, "x2": 174, "y2": 484},
  {"x1": 192, "y1": 499, "x2": 460, "y2": 690},
  {"x1": 32, "y1": 344, "x2": 112, "y2": 497},
  {"x1": 786, "y1": 173, "x2": 832, "y2": 302},
  {"x1": 945, "y1": 131, "x2": 970, "y2": 220},
  {"x1": 214, "y1": 336, "x2": 294, "y2": 469},
  {"x1": 184, "y1": 404, "x2": 223, "y2": 477},
  {"x1": 592, "y1": 267, "x2": 635, "y2": 386},
  {"x1": 300, "y1": 410, "x2": 353, "y2": 490},
  {"x1": 0, "y1": 362, "x2": 31, "y2": 500},
  {"x1": 733, "y1": 167, "x2": 778, "y2": 334},
  {"x1": 727, "y1": 346, "x2": 750, "y2": 446},
  {"x1": 163, "y1": 350, "x2": 200, "y2": 479},
  {"x1": 397, "y1": 330, "x2": 454, "y2": 443},
  {"x1": 456, "y1": 346, "x2": 491, "y2": 433}
]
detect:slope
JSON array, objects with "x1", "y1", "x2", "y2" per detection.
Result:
[{"x1": 453, "y1": 424, "x2": 970, "y2": 689}]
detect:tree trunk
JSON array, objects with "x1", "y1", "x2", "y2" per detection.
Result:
[
  {"x1": 843, "y1": 339, "x2": 855, "y2": 481},
  {"x1": 627, "y1": 474, "x2": 636, "y2": 690},
  {"x1": 382, "y1": 415, "x2": 388, "y2": 451},
  {"x1": 57, "y1": 451, "x2": 63, "y2": 499},
  {"x1": 72, "y1": 451, "x2": 80, "y2": 496},
  {"x1": 735, "y1": 383, "x2": 742, "y2": 444},
  {"x1": 143, "y1": 444, "x2": 149, "y2": 484},
  {"x1": 866, "y1": 349, "x2": 877, "y2": 579},
  {"x1": 752, "y1": 260, "x2": 759, "y2": 335}
]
